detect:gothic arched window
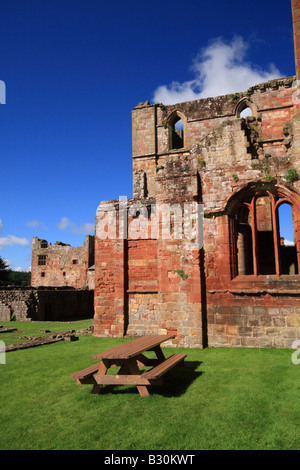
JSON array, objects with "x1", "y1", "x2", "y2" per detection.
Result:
[
  {"x1": 229, "y1": 187, "x2": 299, "y2": 277},
  {"x1": 168, "y1": 111, "x2": 185, "y2": 150},
  {"x1": 235, "y1": 98, "x2": 257, "y2": 119}
]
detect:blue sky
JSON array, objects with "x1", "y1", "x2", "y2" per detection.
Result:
[{"x1": 0, "y1": 0, "x2": 296, "y2": 271}]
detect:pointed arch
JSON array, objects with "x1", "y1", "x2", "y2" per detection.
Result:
[
  {"x1": 235, "y1": 98, "x2": 258, "y2": 119},
  {"x1": 166, "y1": 110, "x2": 186, "y2": 150},
  {"x1": 225, "y1": 182, "x2": 300, "y2": 277}
]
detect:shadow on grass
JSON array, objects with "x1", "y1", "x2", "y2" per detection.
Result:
[{"x1": 97, "y1": 361, "x2": 203, "y2": 397}]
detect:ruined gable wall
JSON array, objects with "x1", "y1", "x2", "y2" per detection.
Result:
[{"x1": 31, "y1": 235, "x2": 94, "y2": 289}]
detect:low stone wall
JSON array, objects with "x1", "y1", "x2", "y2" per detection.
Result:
[
  {"x1": 0, "y1": 288, "x2": 38, "y2": 321},
  {"x1": 207, "y1": 291, "x2": 300, "y2": 348},
  {"x1": 0, "y1": 287, "x2": 94, "y2": 322}
]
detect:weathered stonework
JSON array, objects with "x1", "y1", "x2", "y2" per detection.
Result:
[
  {"x1": 0, "y1": 287, "x2": 93, "y2": 322},
  {"x1": 27, "y1": 1, "x2": 300, "y2": 347},
  {"x1": 92, "y1": 1, "x2": 300, "y2": 348},
  {"x1": 31, "y1": 235, "x2": 95, "y2": 289}
]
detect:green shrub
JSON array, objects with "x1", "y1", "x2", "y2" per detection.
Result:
[
  {"x1": 286, "y1": 168, "x2": 299, "y2": 183},
  {"x1": 175, "y1": 269, "x2": 188, "y2": 279}
]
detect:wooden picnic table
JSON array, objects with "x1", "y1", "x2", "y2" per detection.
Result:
[{"x1": 70, "y1": 334, "x2": 186, "y2": 397}]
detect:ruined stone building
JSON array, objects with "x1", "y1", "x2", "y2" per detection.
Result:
[
  {"x1": 22, "y1": 235, "x2": 95, "y2": 322},
  {"x1": 29, "y1": 0, "x2": 300, "y2": 348},
  {"x1": 31, "y1": 235, "x2": 95, "y2": 290},
  {"x1": 93, "y1": 0, "x2": 300, "y2": 348}
]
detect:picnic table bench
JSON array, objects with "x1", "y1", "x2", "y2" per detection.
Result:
[{"x1": 70, "y1": 334, "x2": 186, "y2": 396}]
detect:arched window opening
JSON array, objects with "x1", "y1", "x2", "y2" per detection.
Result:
[
  {"x1": 170, "y1": 115, "x2": 184, "y2": 150},
  {"x1": 230, "y1": 189, "x2": 299, "y2": 277},
  {"x1": 235, "y1": 99, "x2": 257, "y2": 119},
  {"x1": 278, "y1": 203, "x2": 298, "y2": 274}
]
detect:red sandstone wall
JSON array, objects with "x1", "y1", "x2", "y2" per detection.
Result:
[
  {"x1": 94, "y1": 234, "x2": 126, "y2": 337},
  {"x1": 127, "y1": 239, "x2": 158, "y2": 292},
  {"x1": 94, "y1": 75, "x2": 300, "y2": 348},
  {"x1": 94, "y1": 199, "x2": 204, "y2": 347}
]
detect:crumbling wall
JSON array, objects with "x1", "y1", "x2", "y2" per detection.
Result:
[
  {"x1": 0, "y1": 287, "x2": 94, "y2": 322},
  {"x1": 0, "y1": 288, "x2": 38, "y2": 321},
  {"x1": 36, "y1": 288, "x2": 94, "y2": 321},
  {"x1": 31, "y1": 235, "x2": 95, "y2": 289},
  {"x1": 94, "y1": 74, "x2": 300, "y2": 348}
]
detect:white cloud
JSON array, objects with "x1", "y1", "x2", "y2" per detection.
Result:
[
  {"x1": 27, "y1": 220, "x2": 41, "y2": 228},
  {"x1": 27, "y1": 220, "x2": 48, "y2": 230},
  {"x1": 57, "y1": 217, "x2": 94, "y2": 235},
  {"x1": 152, "y1": 36, "x2": 281, "y2": 105},
  {"x1": 57, "y1": 217, "x2": 71, "y2": 231},
  {"x1": 10, "y1": 265, "x2": 31, "y2": 272},
  {"x1": 71, "y1": 223, "x2": 94, "y2": 235},
  {"x1": 0, "y1": 235, "x2": 30, "y2": 249},
  {"x1": 284, "y1": 239, "x2": 295, "y2": 246}
]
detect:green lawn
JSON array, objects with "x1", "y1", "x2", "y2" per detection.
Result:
[{"x1": 0, "y1": 320, "x2": 299, "y2": 450}]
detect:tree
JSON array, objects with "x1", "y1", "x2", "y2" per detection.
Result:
[
  {"x1": 0, "y1": 256, "x2": 9, "y2": 284},
  {"x1": 7, "y1": 270, "x2": 31, "y2": 286}
]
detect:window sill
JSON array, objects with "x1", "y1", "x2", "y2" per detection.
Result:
[{"x1": 207, "y1": 274, "x2": 300, "y2": 295}]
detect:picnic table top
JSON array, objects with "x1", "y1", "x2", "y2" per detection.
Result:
[{"x1": 92, "y1": 334, "x2": 175, "y2": 360}]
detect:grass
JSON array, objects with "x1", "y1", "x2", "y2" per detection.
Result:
[
  {"x1": 0, "y1": 320, "x2": 300, "y2": 450},
  {"x1": 0, "y1": 319, "x2": 93, "y2": 345}
]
